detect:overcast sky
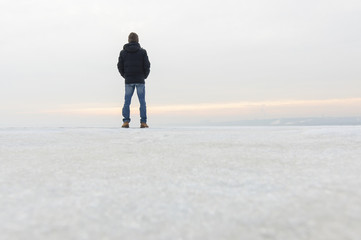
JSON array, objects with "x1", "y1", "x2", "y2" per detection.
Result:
[{"x1": 1, "y1": 0, "x2": 361, "y2": 126}]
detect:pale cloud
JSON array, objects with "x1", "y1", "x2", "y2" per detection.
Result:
[{"x1": 1, "y1": 0, "x2": 361, "y2": 126}]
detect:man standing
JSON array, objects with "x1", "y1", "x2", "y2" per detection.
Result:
[{"x1": 117, "y1": 32, "x2": 151, "y2": 128}]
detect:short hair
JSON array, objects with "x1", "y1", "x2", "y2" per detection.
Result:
[{"x1": 128, "y1": 32, "x2": 139, "y2": 43}]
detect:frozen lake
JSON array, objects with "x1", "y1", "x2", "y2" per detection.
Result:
[{"x1": 1, "y1": 126, "x2": 361, "y2": 240}]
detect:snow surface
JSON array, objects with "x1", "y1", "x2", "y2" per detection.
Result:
[{"x1": 1, "y1": 126, "x2": 361, "y2": 240}]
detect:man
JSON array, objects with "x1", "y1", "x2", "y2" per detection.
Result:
[{"x1": 117, "y1": 32, "x2": 151, "y2": 128}]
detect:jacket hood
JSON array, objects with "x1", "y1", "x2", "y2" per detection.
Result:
[{"x1": 123, "y1": 42, "x2": 141, "y2": 53}]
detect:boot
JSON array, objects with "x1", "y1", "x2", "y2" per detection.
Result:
[
  {"x1": 140, "y1": 122, "x2": 149, "y2": 128},
  {"x1": 122, "y1": 122, "x2": 129, "y2": 128}
]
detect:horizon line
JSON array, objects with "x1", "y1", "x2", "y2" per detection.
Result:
[{"x1": 35, "y1": 97, "x2": 361, "y2": 116}]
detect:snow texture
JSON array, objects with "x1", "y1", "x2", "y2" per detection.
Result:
[{"x1": 1, "y1": 126, "x2": 361, "y2": 240}]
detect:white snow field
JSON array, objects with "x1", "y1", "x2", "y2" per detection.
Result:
[{"x1": 1, "y1": 126, "x2": 361, "y2": 240}]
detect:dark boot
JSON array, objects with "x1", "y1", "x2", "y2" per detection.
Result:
[{"x1": 140, "y1": 122, "x2": 149, "y2": 128}]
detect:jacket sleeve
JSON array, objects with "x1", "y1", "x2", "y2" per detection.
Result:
[
  {"x1": 117, "y1": 51, "x2": 125, "y2": 78},
  {"x1": 143, "y1": 50, "x2": 151, "y2": 79}
]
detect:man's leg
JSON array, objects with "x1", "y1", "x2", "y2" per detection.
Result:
[
  {"x1": 136, "y1": 84, "x2": 147, "y2": 123},
  {"x1": 122, "y1": 84, "x2": 135, "y2": 123}
]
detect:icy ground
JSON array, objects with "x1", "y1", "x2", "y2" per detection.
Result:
[{"x1": 1, "y1": 126, "x2": 361, "y2": 240}]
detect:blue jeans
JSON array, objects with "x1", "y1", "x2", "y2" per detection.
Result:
[{"x1": 122, "y1": 84, "x2": 147, "y2": 123}]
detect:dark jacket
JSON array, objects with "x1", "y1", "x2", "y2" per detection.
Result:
[{"x1": 117, "y1": 42, "x2": 151, "y2": 84}]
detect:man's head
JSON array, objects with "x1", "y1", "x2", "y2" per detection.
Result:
[{"x1": 128, "y1": 32, "x2": 139, "y2": 43}]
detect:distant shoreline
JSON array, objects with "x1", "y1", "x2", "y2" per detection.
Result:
[{"x1": 206, "y1": 117, "x2": 361, "y2": 126}]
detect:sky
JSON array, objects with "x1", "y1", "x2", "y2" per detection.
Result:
[{"x1": 1, "y1": 0, "x2": 361, "y2": 126}]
